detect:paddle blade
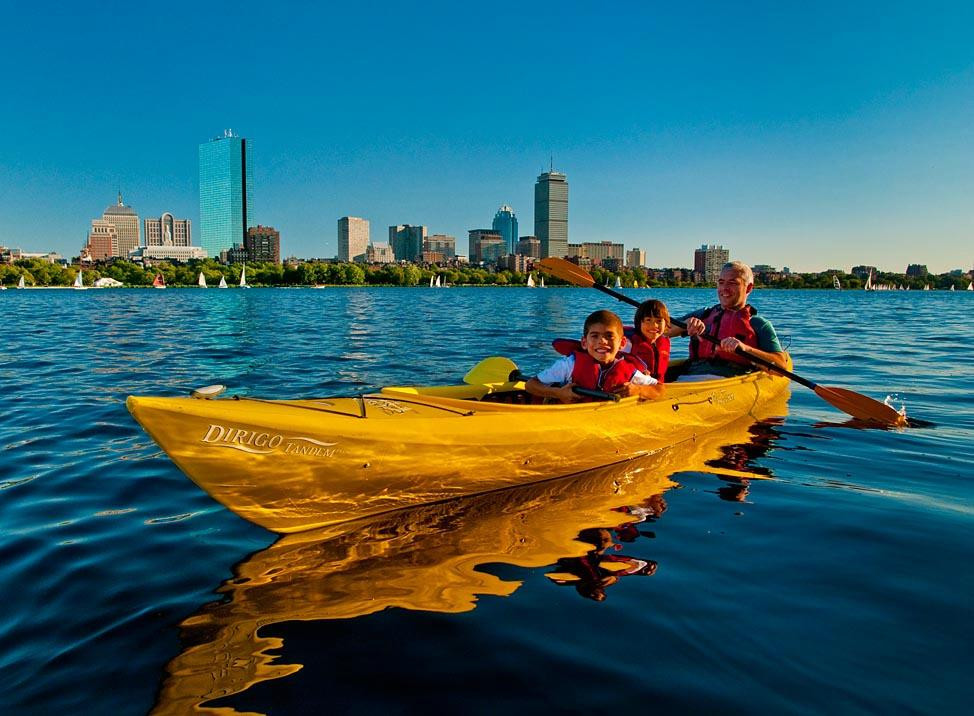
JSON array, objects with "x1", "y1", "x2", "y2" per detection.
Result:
[
  {"x1": 814, "y1": 385, "x2": 906, "y2": 427},
  {"x1": 538, "y1": 257, "x2": 595, "y2": 287},
  {"x1": 463, "y1": 357, "x2": 519, "y2": 385}
]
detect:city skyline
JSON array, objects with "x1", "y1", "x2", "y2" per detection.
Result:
[{"x1": 1, "y1": 2, "x2": 972, "y2": 273}]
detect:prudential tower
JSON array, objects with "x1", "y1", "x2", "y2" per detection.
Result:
[{"x1": 534, "y1": 169, "x2": 568, "y2": 258}]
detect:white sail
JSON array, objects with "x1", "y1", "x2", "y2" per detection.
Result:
[
  {"x1": 614, "y1": 276, "x2": 622, "y2": 289},
  {"x1": 923, "y1": 284, "x2": 929, "y2": 291},
  {"x1": 968, "y1": 282, "x2": 973, "y2": 291},
  {"x1": 864, "y1": 271, "x2": 872, "y2": 291},
  {"x1": 18, "y1": 275, "x2": 26, "y2": 289},
  {"x1": 950, "y1": 285, "x2": 955, "y2": 291},
  {"x1": 434, "y1": 275, "x2": 441, "y2": 288},
  {"x1": 73, "y1": 270, "x2": 86, "y2": 290},
  {"x1": 239, "y1": 264, "x2": 249, "y2": 288},
  {"x1": 198, "y1": 272, "x2": 207, "y2": 288},
  {"x1": 833, "y1": 275, "x2": 841, "y2": 290},
  {"x1": 429, "y1": 275, "x2": 434, "y2": 288},
  {"x1": 540, "y1": 275, "x2": 545, "y2": 288},
  {"x1": 526, "y1": 273, "x2": 535, "y2": 287},
  {"x1": 218, "y1": 275, "x2": 228, "y2": 288}
]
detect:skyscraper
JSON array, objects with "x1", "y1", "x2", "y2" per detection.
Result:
[
  {"x1": 694, "y1": 245, "x2": 729, "y2": 283},
  {"x1": 534, "y1": 170, "x2": 568, "y2": 258},
  {"x1": 102, "y1": 193, "x2": 140, "y2": 256},
  {"x1": 199, "y1": 130, "x2": 253, "y2": 259},
  {"x1": 338, "y1": 217, "x2": 370, "y2": 262},
  {"x1": 389, "y1": 224, "x2": 427, "y2": 262},
  {"x1": 491, "y1": 205, "x2": 518, "y2": 255}
]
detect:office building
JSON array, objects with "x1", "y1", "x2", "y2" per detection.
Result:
[
  {"x1": 568, "y1": 241, "x2": 625, "y2": 265},
  {"x1": 365, "y1": 243, "x2": 396, "y2": 264},
  {"x1": 145, "y1": 213, "x2": 192, "y2": 247},
  {"x1": 199, "y1": 130, "x2": 254, "y2": 259},
  {"x1": 246, "y1": 225, "x2": 281, "y2": 264},
  {"x1": 517, "y1": 236, "x2": 541, "y2": 258},
  {"x1": 468, "y1": 229, "x2": 506, "y2": 264},
  {"x1": 425, "y1": 234, "x2": 456, "y2": 259},
  {"x1": 389, "y1": 224, "x2": 427, "y2": 262},
  {"x1": 338, "y1": 216, "x2": 370, "y2": 262},
  {"x1": 102, "y1": 193, "x2": 141, "y2": 256},
  {"x1": 694, "y1": 244, "x2": 729, "y2": 283},
  {"x1": 492, "y1": 205, "x2": 518, "y2": 255},
  {"x1": 626, "y1": 248, "x2": 646, "y2": 268},
  {"x1": 534, "y1": 170, "x2": 568, "y2": 258},
  {"x1": 85, "y1": 219, "x2": 118, "y2": 261}
]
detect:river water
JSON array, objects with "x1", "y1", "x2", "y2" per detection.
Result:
[{"x1": 1, "y1": 286, "x2": 971, "y2": 714}]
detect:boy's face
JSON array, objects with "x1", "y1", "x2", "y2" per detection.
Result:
[
  {"x1": 639, "y1": 316, "x2": 667, "y2": 343},
  {"x1": 581, "y1": 322, "x2": 626, "y2": 364}
]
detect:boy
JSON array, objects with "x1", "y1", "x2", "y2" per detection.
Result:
[{"x1": 526, "y1": 310, "x2": 664, "y2": 403}]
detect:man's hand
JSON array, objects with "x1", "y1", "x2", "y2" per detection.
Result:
[{"x1": 684, "y1": 316, "x2": 706, "y2": 337}]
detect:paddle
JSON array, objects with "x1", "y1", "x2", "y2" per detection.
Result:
[
  {"x1": 508, "y1": 369, "x2": 620, "y2": 403},
  {"x1": 537, "y1": 257, "x2": 906, "y2": 426},
  {"x1": 462, "y1": 357, "x2": 620, "y2": 402}
]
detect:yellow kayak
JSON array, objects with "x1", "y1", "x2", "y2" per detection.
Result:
[{"x1": 126, "y1": 357, "x2": 791, "y2": 533}]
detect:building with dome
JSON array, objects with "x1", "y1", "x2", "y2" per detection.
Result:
[{"x1": 491, "y1": 205, "x2": 518, "y2": 255}]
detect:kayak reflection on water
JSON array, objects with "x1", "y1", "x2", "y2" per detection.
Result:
[{"x1": 150, "y1": 402, "x2": 787, "y2": 715}]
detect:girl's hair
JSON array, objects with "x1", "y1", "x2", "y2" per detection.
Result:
[{"x1": 634, "y1": 300, "x2": 670, "y2": 332}]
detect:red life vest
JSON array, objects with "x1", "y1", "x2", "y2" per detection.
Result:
[
  {"x1": 570, "y1": 351, "x2": 646, "y2": 394},
  {"x1": 552, "y1": 330, "x2": 669, "y2": 382},
  {"x1": 628, "y1": 333, "x2": 670, "y2": 382},
  {"x1": 689, "y1": 305, "x2": 759, "y2": 366}
]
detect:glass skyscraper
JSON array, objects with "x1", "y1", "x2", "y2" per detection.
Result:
[
  {"x1": 534, "y1": 170, "x2": 568, "y2": 258},
  {"x1": 199, "y1": 131, "x2": 253, "y2": 259},
  {"x1": 491, "y1": 205, "x2": 518, "y2": 255}
]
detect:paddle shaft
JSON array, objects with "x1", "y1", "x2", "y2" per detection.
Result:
[
  {"x1": 588, "y1": 282, "x2": 818, "y2": 390},
  {"x1": 510, "y1": 370, "x2": 621, "y2": 402}
]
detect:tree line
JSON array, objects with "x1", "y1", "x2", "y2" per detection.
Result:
[{"x1": 1, "y1": 257, "x2": 969, "y2": 290}]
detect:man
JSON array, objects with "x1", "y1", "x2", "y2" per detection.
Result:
[{"x1": 667, "y1": 261, "x2": 789, "y2": 378}]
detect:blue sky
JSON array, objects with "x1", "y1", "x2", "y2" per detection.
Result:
[{"x1": 1, "y1": 0, "x2": 971, "y2": 272}]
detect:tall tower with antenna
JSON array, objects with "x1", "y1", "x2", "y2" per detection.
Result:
[{"x1": 534, "y1": 164, "x2": 568, "y2": 258}]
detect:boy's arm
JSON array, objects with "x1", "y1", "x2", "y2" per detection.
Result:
[{"x1": 525, "y1": 377, "x2": 577, "y2": 404}]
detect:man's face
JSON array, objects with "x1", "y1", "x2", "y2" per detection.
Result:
[
  {"x1": 717, "y1": 270, "x2": 752, "y2": 310},
  {"x1": 581, "y1": 322, "x2": 626, "y2": 364}
]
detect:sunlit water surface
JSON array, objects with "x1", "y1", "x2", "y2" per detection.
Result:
[{"x1": 1, "y1": 287, "x2": 971, "y2": 714}]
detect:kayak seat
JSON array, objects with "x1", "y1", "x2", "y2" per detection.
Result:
[{"x1": 479, "y1": 390, "x2": 538, "y2": 405}]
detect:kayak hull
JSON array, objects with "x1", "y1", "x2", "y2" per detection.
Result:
[{"x1": 127, "y1": 363, "x2": 790, "y2": 533}]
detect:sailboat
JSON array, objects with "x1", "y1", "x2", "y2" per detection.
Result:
[
  {"x1": 17, "y1": 275, "x2": 26, "y2": 289},
  {"x1": 434, "y1": 274, "x2": 441, "y2": 288},
  {"x1": 153, "y1": 273, "x2": 166, "y2": 289},
  {"x1": 526, "y1": 273, "x2": 535, "y2": 287},
  {"x1": 968, "y1": 282, "x2": 973, "y2": 291},
  {"x1": 832, "y1": 275, "x2": 841, "y2": 290},
  {"x1": 239, "y1": 264, "x2": 250, "y2": 288},
  {"x1": 923, "y1": 284, "x2": 930, "y2": 291},
  {"x1": 864, "y1": 271, "x2": 873, "y2": 291},
  {"x1": 218, "y1": 275, "x2": 228, "y2": 289},
  {"x1": 949, "y1": 285, "x2": 955, "y2": 291},
  {"x1": 73, "y1": 270, "x2": 87, "y2": 290},
  {"x1": 429, "y1": 274, "x2": 435, "y2": 288},
  {"x1": 198, "y1": 272, "x2": 207, "y2": 288},
  {"x1": 614, "y1": 276, "x2": 622, "y2": 289},
  {"x1": 633, "y1": 280, "x2": 639, "y2": 289},
  {"x1": 539, "y1": 275, "x2": 545, "y2": 288}
]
